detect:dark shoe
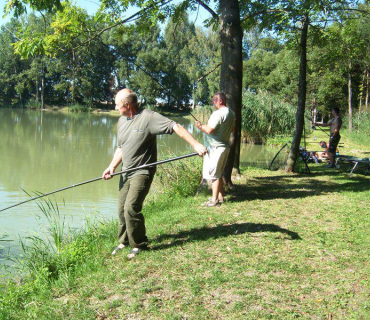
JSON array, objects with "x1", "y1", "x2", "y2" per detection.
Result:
[
  {"x1": 326, "y1": 164, "x2": 335, "y2": 168},
  {"x1": 111, "y1": 243, "x2": 126, "y2": 256},
  {"x1": 127, "y1": 248, "x2": 141, "y2": 260}
]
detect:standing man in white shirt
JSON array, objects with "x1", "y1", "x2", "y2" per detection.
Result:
[{"x1": 196, "y1": 92, "x2": 235, "y2": 207}]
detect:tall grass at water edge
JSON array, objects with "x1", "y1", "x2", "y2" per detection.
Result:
[
  {"x1": 193, "y1": 92, "x2": 296, "y2": 143},
  {"x1": 241, "y1": 91, "x2": 296, "y2": 143}
]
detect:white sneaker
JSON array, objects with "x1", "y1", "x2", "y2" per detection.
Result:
[
  {"x1": 111, "y1": 243, "x2": 125, "y2": 255},
  {"x1": 127, "y1": 248, "x2": 140, "y2": 260}
]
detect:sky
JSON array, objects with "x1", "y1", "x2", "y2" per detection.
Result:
[{"x1": 0, "y1": 0, "x2": 212, "y2": 27}]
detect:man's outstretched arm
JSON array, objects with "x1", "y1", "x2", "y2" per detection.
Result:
[{"x1": 173, "y1": 123, "x2": 207, "y2": 156}]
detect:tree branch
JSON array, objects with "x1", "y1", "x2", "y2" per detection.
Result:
[
  {"x1": 241, "y1": 9, "x2": 286, "y2": 23},
  {"x1": 195, "y1": 0, "x2": 219, "y2": 21},
  {"x1": 197, "y1": 62, "x2": 221, "y2": 82},
  {"x1": 75, "y1": 0, "x2": 174, "y2": 49}
]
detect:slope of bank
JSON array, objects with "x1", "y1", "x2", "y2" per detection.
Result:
[{"x1": 1, "y1": 159, "x2": 370, "y2": 318}]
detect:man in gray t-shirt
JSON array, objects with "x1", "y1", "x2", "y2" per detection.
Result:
[
  {"x1": 196, "y1": 92, "x2": 235, "y2": 207},
  {"x1": 102, "y1": 89, "x2": 207, "y2": 259}
]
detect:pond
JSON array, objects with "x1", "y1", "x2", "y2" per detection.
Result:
[{"x1": 0, "y1": 108, "x2": 277, "y2": 266}]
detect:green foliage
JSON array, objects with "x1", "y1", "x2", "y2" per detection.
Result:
[
  {"x1": 5, "y1": 0, "x2": 63, "y2": 17},
  {"x1": 343, "y1": 111, "x2": 370, "y2": 146},
  {"x1": 244, "y1": 47, "x2": 299, "y2": 104},
  {"x1": 153, "y1": 155, "x2": 203, "y2": 198},
  {"x1": 145, "y1": 104, "x2": 161, "y2": 112},
  {"x1": 25, "y1": 98, "x2": 41, "y2": 109},
  {"x1": 241, "y1": 91, "x2": 296, "y2": 142},
  {"x1": 68, "y1": 103, "x2": 91, "y2": 113}
]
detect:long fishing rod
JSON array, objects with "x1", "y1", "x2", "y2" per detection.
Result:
[
  {"x1": 0, "y1": 152, "x2": 198, "y2": 213},
  {"x1": 304, "y1": 115, "x2": 330, "y2": 137},
  {"x1": 189, "y1": 112, "x2": 199, "y2": 122}
]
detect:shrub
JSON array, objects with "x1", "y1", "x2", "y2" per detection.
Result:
[
  {"x1": 68, "y1": 103, "x2": 91, "y2": 113},
  {"x1": 26, "y1": 98, "x2": 42, "y2": 110}
]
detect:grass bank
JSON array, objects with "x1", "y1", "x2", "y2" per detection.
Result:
[{"x1": 1, "y1": 152, "x2": 370, "y2": 318}]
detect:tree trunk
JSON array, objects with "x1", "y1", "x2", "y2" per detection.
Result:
[
  {"x1": 41, "y1": 63, "x2": 45, "y2": 109},
  {"x1": 219, "y1": 0, "x2": 243, "y2": 185},
  {"x1": 285, "y1": 15, "x2": 309, "y2": 173},
  {"x1": 36, "y1": 80, "x2": 39, "y2": 101},
  {"x1": 348, "y1": 60, "x2": 353, "y2": 132}
]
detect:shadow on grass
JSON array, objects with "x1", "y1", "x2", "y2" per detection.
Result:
[
  {"x1": 151, "y1": 222, "x2": 301, "y2": 251},
  {"x1": 229, "y1": 167, "x2": 370, "y2": 202}
]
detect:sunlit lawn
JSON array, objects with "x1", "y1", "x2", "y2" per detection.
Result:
[{"x1": 3, "y1": 162, "x2": 369, "y2": 319}]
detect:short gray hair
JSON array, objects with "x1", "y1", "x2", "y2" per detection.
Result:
[
  {"x1": 214, "y1": 91, "x2": 227, "y2": 104},
  {"x1": 117, "y1": 90, "x2": 138, "y2": 107}
]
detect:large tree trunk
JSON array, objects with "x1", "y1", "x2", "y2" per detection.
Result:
[
  {"x1": 219, "y1": 0, "x2": 243, "y2": 186},
  {"x1": 348, "y1": 60, "x2": 353, "y2": 131},
  {"x1": 285, "y1": 15, "x2": 309, "y2": 173}
]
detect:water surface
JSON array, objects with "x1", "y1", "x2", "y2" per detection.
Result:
[{"x1": 0, "y1": 109, "x2": 275, "y2": 265}]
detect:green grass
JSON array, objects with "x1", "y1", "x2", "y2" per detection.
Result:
[
  {"x1": 1, "y1": 148, "x2": 370, "y2": 318},
  {"x1": 342, "y1": 111, "x2": 370, "y2": 148}
]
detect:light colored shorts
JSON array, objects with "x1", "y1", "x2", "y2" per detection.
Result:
[{"x1": 203, "y1": 146, "x2": 230, "y2": 179}]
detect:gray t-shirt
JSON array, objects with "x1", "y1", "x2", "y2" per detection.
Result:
[
  {"x1": 206, "y1": 107, "x2": 235, "y2": 147},
  {"x1": 117, "y1": 109, "x2": 176, "y2": 176}
]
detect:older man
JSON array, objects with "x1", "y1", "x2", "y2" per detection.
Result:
[
  {"x1": 196, "y1": 92, "x2": 235, "y2": 207},
  {"x1": 102, "y1": 89, "x2": 207, "y2": 259}
]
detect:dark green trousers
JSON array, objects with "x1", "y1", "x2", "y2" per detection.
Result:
[{"x1": 118, "y1": 174, "x2": 154, "y2": 248}]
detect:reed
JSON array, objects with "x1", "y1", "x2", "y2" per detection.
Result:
[
  {"x1": 190, "y1": 92, "x2": 296, "y2": 144},
  {"x1": 152, "y1": 153, "x2": 203, "y2": 198},
  {"x1": 192, "y1": 105, "x2": 213, "y2": 123},
  {"x1": 241, "y1": 91, "x2": 296, "y2": 143},
  {"x1": 12, "y1": 195, "x2": 114, "y2": 282}
]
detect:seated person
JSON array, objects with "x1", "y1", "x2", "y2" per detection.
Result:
[{"x1": 315, "y1": 141, "x2": 329, "y2": 161}]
